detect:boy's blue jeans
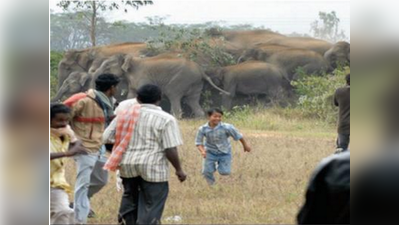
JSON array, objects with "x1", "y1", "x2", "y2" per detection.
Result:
[
  {"x1": 202, "y1": 151, "x2": 232, "y2": 185},
  {"x1": 74, "y1": 146, "x2": 108, "y2": 224}
]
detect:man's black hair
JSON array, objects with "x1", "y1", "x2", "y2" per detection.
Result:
[
  {"x1": 137, "y1": 84, "x2": 162, "y2": 104},
  {"x1": 51, "y1": 103, "x2": 71, "y2": 119},
  {"x1": 207, "y1": 108, "x2": 224, "y2": 116},
  {"x1": 346, "y1": 73, "x2": 350, "y2": 85},
  {"x1": 95, "y1": 73, "x2": 120, "y2": 92}
]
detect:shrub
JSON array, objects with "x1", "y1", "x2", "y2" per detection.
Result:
[
  {"x1": 223, "y1": 105, "x2": 252, "y2": 122},
  {"x1": 50, "y1": 51, "x2": 63, "y2": 97},
  {"x1": 291, "y1": 66, "x2": 350, "y2": 123},
  {"x1": 146, "y1": 26, "x2": 236, "y2": 70}
]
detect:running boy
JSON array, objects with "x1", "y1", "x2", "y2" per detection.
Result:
[
  {"x1": 195, "y1": 108, "x2": 251, "y2": 185},
  {"x1": 50, "y1": 103, "x2": 87, "y2": 224}
]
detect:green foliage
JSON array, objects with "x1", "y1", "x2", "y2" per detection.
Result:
[
  {"x1": 223, "y1": 105, "x2": 252, "y2": 122},
  {"x1": 200, "y1": 90, "x2": 213, "y2": 110},
  {"x1": 212, "y1": 104, "x2": 334, "y2": 133},
  {"x1": 146, "y1": 22, "x2": 236, "y2": 70},
  {"x1": 50, "y1": 51, "x2": 63, "y2": 97},
  {"x1": 189, "y1": 37, "x2": 236, "y2": 69},
  {"x1": 291, "y1": 66, "x2": 350, "y2": 123}
]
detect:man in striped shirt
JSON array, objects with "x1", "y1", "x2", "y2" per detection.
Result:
[{"x1": 103, "y1": 84, "x2": 187, "y2": 225}]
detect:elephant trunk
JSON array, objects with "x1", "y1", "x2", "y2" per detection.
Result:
[
  {"x1": 57, "y1": 72, "x2": 67, "y2": 90},
  {"x1": 89, "y1": 73, "x2": 98, "y2": 90},
  {"x1": 202, "y1": 73, "x2": 231, "y2": 96},
  {"x1": 51, "y1": 86, "x2": 67, "y2": 102},
  {"x1": 90, "y1": 63, "x2": 107, "y2": 88}
]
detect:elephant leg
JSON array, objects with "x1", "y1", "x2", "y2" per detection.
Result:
[
  {"x1": 267, "y1": 86, "x2": 283, "y2": 105},
  {"x1": 168, "y1": 95, "x2": 183, "y2": 119},
  {"x1": 222, "y1": 95, "x2": 234, "y2": 110},
  {"x1": 185, "y1": 92, "x2": 205, "y2": 118},
  {"x1": 222, "y1": 84, "x2": 235, "y2": 110},
  {"x1": 184, "y1": 83, "x2": 204, "y2": 118}
]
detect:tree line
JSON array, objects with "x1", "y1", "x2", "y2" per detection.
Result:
[{"x1": 51, "y1": 7, "x2": 347, "y2": 52}]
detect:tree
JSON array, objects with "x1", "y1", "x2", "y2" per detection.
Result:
[
  {"x1": 57, "y1": 0, "x2": 153, "y2": 46},
  {"x1": 50, "y1": 51, "x2": 64, "y2": 97},
  {"x1": 310, "y1": 11, "x2": 347, "y2": 42},
  {"x1": 51, "y1": 12, "x2": 91, "y2": 50}
]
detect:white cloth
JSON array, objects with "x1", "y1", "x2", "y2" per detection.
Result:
[
  {"x1": 104, "y1": 98, "x2": 139, "y2": 144},
  {"x1": 116, "y1": 170, "x2": 123, "y2": 192},
  {"x1": 114, "y1": 98, "x2": 138, "y2": 115},
  {"x1": 50, "y1": 188, "x2": 74, "y2": 225}
]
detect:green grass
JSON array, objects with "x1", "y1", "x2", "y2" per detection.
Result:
[{"x1": 183, "y1": 106, "x2": 335, "y2": 134}]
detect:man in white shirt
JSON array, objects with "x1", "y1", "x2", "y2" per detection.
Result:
[
  {"x1": 103, "y1": 84, "x2": 187, "y2": 225},
  {"x1": 114, "y1": 98, "x2": 138, "y2": 115}
]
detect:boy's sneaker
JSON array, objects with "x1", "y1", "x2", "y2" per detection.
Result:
[
  {"x1": 88, "y1": 209, "x2": 96, "y2": 218},
  {"x1": 69, "y1": 202, "x2": 95, "y2": 218}
]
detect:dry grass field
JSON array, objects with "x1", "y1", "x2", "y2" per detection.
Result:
[{"x1": 65, "y1": 108, "x2": 336, "y2": 224}]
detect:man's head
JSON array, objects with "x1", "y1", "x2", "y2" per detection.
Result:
[
  {"x1": 136, "y1": 84, "x2": 162, "y2": 104},
  {"x1": 50, "y1": 103, "x2": 71, "y2": 128},
  {"x1": 346, "y1": 73, "x2": 350, "y2": 86},
  {"x1": 207, "y1": 108, "x2": 224, "y2": 126},
  {"x1": 95, "y1": 73, "x2": 120, "y2": 96}
]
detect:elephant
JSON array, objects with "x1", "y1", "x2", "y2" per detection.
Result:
[
  {"x1": 51, "y1": 71, "x2": 130, "y2": 103},
  {"x1": 142, "y1": 37, "x2": 243, "y2": 67},
  {"x1": 238, "y1": 44, "x2": 293, "y2": 62},
  {"x1": 57, "y1": 42, "x2": 147, "y2": 88},
  {"x1": 57, "y1": 50, "x2": 95, "y2": 89},
  {"x1": 92, "y1": 54, "x2": 230, "y2": 118},
  {"x1": 205, "y1": 28, "x2": 288, "y2": 61},
  {"x1": 324, "y1": 41, "x2": 350, "y2": 69},
  {"x1": 265, "y1": 48, "x2": 331, "y2": 80},
  {"x1": 263, "y1": 37, "x2": 333, "y2": 55},
  {"x1": 207, "y1": 28, "x2": 286, "y2": 49},
  {"x1": 51, "y1": 71, "x2": 91, "y2": 102},
  {"x1": 209, "y1": 61, "x2": 290, "y2": 110}
]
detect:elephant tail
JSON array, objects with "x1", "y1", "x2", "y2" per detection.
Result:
[{"x1": 202, "y1": 73, "x2": 231, "y2": 96}]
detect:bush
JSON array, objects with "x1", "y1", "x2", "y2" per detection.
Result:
[
  {"x1": 146, "y1": 26, "x2": 236, "y2": 70},
  {"x1": 291, "y1": 66, "x2": 350, "y2": 123},
  {"x1": 223, "y1": 105, "x2": 252, "y2": 122},
  {"x1": 50, "y1": 51, "x2": 63, "y2": 97}
]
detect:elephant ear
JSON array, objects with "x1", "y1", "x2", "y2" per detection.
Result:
[
  {"x1": 79, "y1": 73, "x2": 90, "y2": 87},
  {"x1": 122, "y1": 55, "x2": 134, "y2": 73}
]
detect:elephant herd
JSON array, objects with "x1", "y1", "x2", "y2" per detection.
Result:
[{"x1": 52, "y1": 29, "x2": 350, "y2": 118}]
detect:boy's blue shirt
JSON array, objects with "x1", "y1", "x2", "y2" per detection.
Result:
[{"x1": 195, "y1": 122, "x2": 243, "y2": 154}]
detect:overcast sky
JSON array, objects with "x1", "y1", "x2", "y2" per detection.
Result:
[{"x1": 50, "y1": 0, "x2": 350, "y2": 36}]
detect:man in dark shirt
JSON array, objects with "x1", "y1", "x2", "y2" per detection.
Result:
[
  {"x1": 352, "y1": 150, "x2": 399, "y2": 224},
  {"x1": 334, "y1": 74, "x2": 350, "y2": 152},
  {"x1": 297, "y1": 151, "x2": 350, "y2": 224}
]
